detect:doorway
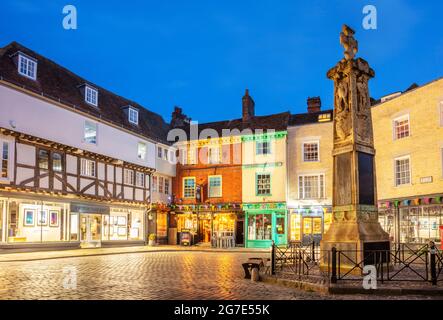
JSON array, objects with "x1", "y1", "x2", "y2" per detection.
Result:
[
  {"x1": 80, "y1": 214, "x2": 102, "y2": 248},
  {"x1": 198, "y1": 218, "x2": 211, "y2": 243},
  {"x1": 235, "y1": 220, "x2": 244, "y2": 245},
  {"x1": 302, "y1": 216, "x2": 322, "y2": 245}
]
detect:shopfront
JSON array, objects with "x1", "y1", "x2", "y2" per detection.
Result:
[
  {"x1": 379, "y1": 199, "x2": 443, "y2": 244},
  {"x1": 288, "y1": 206, "x2": 332, "y2": 245},
  {"x1": 174, "y1": 209, "x2": 240, "y2": 246},
  {"x1": 244, "y1": 203, "x2": 287, "y2": 248},
  {"x1": 0, "y1": 196, "x2": 146, "y2": 250}
]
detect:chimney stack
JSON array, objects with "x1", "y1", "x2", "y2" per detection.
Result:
[
  {"x1": 242, "y1": 89, "x2": 255, "y2": 122},
  {"x1": 307, "y1": 97, "x2": 321, "y2": 113}
]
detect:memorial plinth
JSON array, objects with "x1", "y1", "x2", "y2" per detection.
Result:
[{"x1": 320, "y1": 25, "x2": 390, "y2": 273}]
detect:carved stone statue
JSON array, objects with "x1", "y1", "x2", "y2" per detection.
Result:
[
  {"x1": 335, "y1": 78, "x2": 351, "y2": 141},
  {"x1": 340, "y1": 25, "x2": 358, "y2": 61}
]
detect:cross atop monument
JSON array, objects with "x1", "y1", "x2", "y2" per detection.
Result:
[{"x1": 340, "y1": 24, "x2": 358, "y2": 60}]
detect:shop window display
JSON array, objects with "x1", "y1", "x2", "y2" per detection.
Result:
[
  {"x1": 398, "y1": 206, "x2": 442, "y2": 243},
  {"x1": 102, "y1": 208, "x2": 144, "y2": 241},
  {"x1": 6, "y1": 199, "x2": 68, "y2": 243},
  {"x1": 247, "y1": 214, "x2": 272, "y2": 240}
]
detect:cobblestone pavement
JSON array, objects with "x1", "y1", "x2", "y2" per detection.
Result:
[{"x1": 0, "y1": 251, "x2": 440, "y2": 300}]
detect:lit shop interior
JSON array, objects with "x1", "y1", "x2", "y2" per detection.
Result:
[
  {"x1": 0, "y1": 198, "x2": 145, "y2": 247},
  {"x1": 174, "y1": 211, "x2": 238, "y2": 246},
  {"x1": 378, "y1": 201, "x2": 443, "y2": 244},
  {"x1": 288, "y1": 207, "x2": 332, "y2": 245}
]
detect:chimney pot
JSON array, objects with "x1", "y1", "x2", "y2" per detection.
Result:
[
  {"x1": 242, "y1": 89, "x2": 255, "y2": 122},
  {"x1": 307, "y1": 97, "x2": 321, "y2": 113}
]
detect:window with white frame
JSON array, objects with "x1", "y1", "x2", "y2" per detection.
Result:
[
  {"x1": 303, "y1": 142, "x2": 319, "y2": 162},
  {"x1": 208, "y1": 145, "x2": 221, "y2": 164},
  {"x1": 395, "y1": 156, "x2": 411, "y2": 186},
  {"x1": 135, "y1": 172, "x2": 145, "y2": 187},
  {"x1": 157, "y1": 146, "x2": 163, "y2": 159},
  {"x1": 158, "y1": 177, "x2": 164, "y2": 193},
  {"x1": 18, "y1": 54, "x2": 37, "y2": 80},
  {"x1": 124, "y1": 169, "x2": 135, "y2": 185},
  {"x1": 164, "y1": 178, "x2": 170, "y2": 194},
  {"x1": 298, "y1": 174, "x2": 325, "y2": 199},
  {"x1": 208, "y1": 176, "x2": 222, "y2": 198},
  {"x1": 256, "y1": 173, "x2": 271, "y2": 196},
  {"x1": 183, "y1": 177, "x2": 196, "y2": 198},
  {"x1": 137, "y1": 142, "x2": 146, "y2": 160},
  {"x1": 1, "y1": 141, "x2": 9, "y2": 178},
  {"x1": 256, "y1": 140, "x2": 271, "y2": 155},
  {"x1": 85, "y1": 85, "x2": 98, "y2": 107},
  {"x1": 152, "y1": 176, "x2": 158, "y2": 192},
  {"x1": 128, "y1": 107, "x2": 139, "y2": 125},
  {"x1": 80, "y1": 159, "x2": 96, "y2": 177},
  {"x1": 393, "y1": 115, "x2": 410, "y2": 140},
  {"x1": 188, "y1": 146, "x2": 197, "y2": 165},
  {"x1": 84, "y1": 121, "x2": 97, "y2": 145},
  {"x1": 164, "y1": 149, "x2": 169, "y2": 161}
]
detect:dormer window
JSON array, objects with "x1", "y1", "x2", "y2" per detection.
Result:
[
  {"x1": 85, "y1": 85, "x2": 98, "y2": 107},
  {"x1": 18, "y1": 53, "x2": 37, "y2": 80},
  {"x1": 128, "y1": 107, "x2": 139, "y2": 125}
]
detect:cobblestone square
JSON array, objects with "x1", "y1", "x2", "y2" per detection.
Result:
[{"x1": 0, "y1": 251, "x2": 440, "y2": 300}]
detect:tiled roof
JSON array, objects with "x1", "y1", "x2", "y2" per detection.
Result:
[
  {"x1": 174, "y1": 112, "x2": 291, "y2": 139},
  {"x1": 289, "y1": 109, "x2": 333, "y2": 126},
  {"x1": 0, "y1": 41, "x2": 171, "y2": 144}
]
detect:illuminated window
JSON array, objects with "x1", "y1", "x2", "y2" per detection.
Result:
[
  {"x1": 303, "y1": 142, "x2": 319, "y2": 162},
  {"x1": 80, "y1": 159, "x2": 96, "y2": 177},
  {"x1": 164, "y1": 178, "x2": 170, "y2": 194},
  {"x1": 137, "y1": 142, "x2": 146, "y2": 160},
  {"x1": 208, "y1": 146, "x2": 221, "y2": 164},
  {"x1": 152, "y1": 176, "x2": 158, "y2": 192},
  {"x1": 256, "y1": 140, "x2": 271, "y2": 155},
  {"x1": 135, "y1": 172, "x2": 145, "y2": 188},
  {"x1": 85, "y1": 85, "x2": 98, "y2": 107},
  {"x1": 299, "y1": 174, "x2": 325, "y2": 199},
  {"x1": 52, "y1": 152, "x2": 63, "y2": 172},
  {"x1": 1, "y1": 141, "x2": 9, "y2": 178},
  {"x1": 188, "y1": 146, "x2": 197, "y2": 164},
  {"x1": 183, "y1": 177, "x2": 196, "y2": 198},
  {"x1": 18, "y1": 54, "x2": 37, "y2": 80},
  {"x1": 256, "y1": 173, "x2": 271, "y2": 196},
  {"x1": 128, "y1": 107, "x2": 139, "y2": 125},
  {"x1": 393, "y1": 115, "x2": 410, "y2": 140},
  {"x1": 124, "y1": 169, "x2": 135, "y2": 185},
  {"x1": 395, "y1": 156, "x2": 411, "y2": 186},
  {"x1": 158, "y1": 177, "x2": 164, "y2": 193},
  {"x1": 84, "y1": 121, "x2": 97, "y2": 145},
  {"x1": 38, "y1": 149, "x2": 49, "y2": 170},
  {"x1": 208, "y1": 175, "x2": 222, "y2": 198}
]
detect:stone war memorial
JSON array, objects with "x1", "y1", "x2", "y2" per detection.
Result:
[{"x1": 320, "y1": 25, "x2": 390, "y2": 272}]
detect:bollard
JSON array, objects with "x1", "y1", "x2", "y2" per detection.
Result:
[
  {"x1": 271, "y1": 241, "x2": 276, "y2": 275},
  {"x1": 331, "y1": 247, "x2": 337, "y2": 284},
  {"x1": 429, "y1": 241, "x2": 437, "y2": 286},
  {"x1": 312, "y1": 241, "x2": 316, "y2": 262},
  {"x1": 251, "y1": 267, "x2": 260, "y2": 282}
]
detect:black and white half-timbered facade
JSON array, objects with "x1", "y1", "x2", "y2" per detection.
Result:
[{"x1": 0, "y1": 42, "x2": 172, "y2": 251}]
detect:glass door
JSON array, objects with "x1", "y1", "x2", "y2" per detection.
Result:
[
  {"x1": 302, "y1": 216, "x2": 322, "y2": 245},
  {"x1": 80, "y1": 214, "x2": 102, "y2": 248}
]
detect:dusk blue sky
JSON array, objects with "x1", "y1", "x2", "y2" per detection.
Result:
[{"x1": 1, "y1": 0, "x2": 442, "y2": 123}]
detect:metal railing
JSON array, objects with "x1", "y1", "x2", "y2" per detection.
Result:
[{"x1": 271, "y1": 241, "x2": 443, "y2": 286}]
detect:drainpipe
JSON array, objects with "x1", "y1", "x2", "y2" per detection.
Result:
[
  {"x1": 145, "y1": 202, "x2": 152, "y2": 245},
  {"x1": 285, "y1": 134, "x2": 290, "y2": 244}
]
